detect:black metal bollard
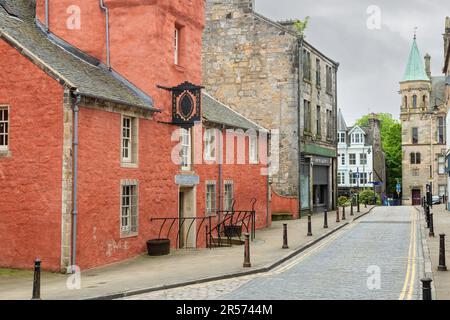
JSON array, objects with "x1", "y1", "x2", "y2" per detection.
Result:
[
  {"x1": 342, "y1": 206, "x2": 346, "y2": 220},
  {"x1": 357, "y1": 194, "x2": 360, "y2": 213},
  {"x1": 336, "y1": 208, "x2": 340, "y2": 223},
  {"x1": 243, "y1": 233, "x2": 251, "y2": 267},
  {"x1": 438, "y1": 234, "x2": 447, "y2": 271},
  {"x1": 282, "y1": 224, "x2": 289, "y2": 249},
  {"x1": 350, "y1": 202, "x2": 354, "y2": 216},
  {"x1": 421, "y1": 278, "x2": 433, "y2": 300},
  {"x1": 32, "y1": 259, "x2": 41, "y2": 300},
  {"x1": 429, "y1": 213, "x2": 435, "y2": 237},
  {"x1": 324, "y1": 210, "x2": 328, "y2": 229},
  {"x1": 307, "y1": 214, "x2": 312, "y2": 236}
]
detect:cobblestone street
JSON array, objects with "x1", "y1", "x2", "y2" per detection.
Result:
[{"x1": 123, "y1": 206, "x2": 424, "y2": 300}]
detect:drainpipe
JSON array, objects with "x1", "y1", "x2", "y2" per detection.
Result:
[
  {"x1": 297, "y1": 36, "x2": 304, "y2": 219},
  {"x1": 45, "y1": 0, "x2": 49, "y2": 32},
  {"x1": 99, "y1": 0, "x2": 111, "y2": 69},
  {"x1": 333, "y1": 66, "x2": 339, "y2": 210},
  {"x1": 71, "y1": 92, "x2": 81, "y2": 273},
  {"x1": 218, "y1": 125, "x2": 224, "y2": 217}
]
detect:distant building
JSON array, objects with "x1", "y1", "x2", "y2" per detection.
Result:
[
  {"x1": 400, "y1": 34, "x2": 447, "y2": 206},
  {"x1": 202, "y1": 0, "x2": 339, "y2": 215},
  {"x1": 337, "y1": 111, "x2": 386, "y2": 197}
]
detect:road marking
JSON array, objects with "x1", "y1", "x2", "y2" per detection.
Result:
[{"x1": 399, "y1": 209, "x2": 417, "y2": 300}]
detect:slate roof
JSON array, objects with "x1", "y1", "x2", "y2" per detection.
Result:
[
  {"x1": 402, "y1": 38, "x2": 429, "y2": 82},
  {"x1": 337, "y1": 109, "x2": 347, "y2": 132},
  {"x1": 202, "y1": 92, "x2": 267, "y2": 131},
  {"x1": 0, "y1": 0, "x2": 156, "y2": 111}
]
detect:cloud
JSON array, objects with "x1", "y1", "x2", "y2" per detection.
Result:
[{"x1": 255, "y1": 0, "x2": 449, "y2": 125}]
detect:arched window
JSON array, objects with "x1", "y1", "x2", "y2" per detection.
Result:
[
  {"x1": 412, "y1": 95, "x2": 417, "y2": 109},
  {"x1": 404, "y1": 96, "x2": 408, "y2": 109},
  {"x1": 422, "y1": 95, "x2": 427, "y2": 109}
]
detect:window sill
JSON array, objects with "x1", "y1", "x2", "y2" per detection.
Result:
[
  {"x1": 0, "y1": 150, "x2": 11, "y2": 158},
  {"x1": 174, "y1": 64, "x2": 186, "y2": 73},
  {"x1": 120, "y1": 232, "x2": 138, "y2": 239},
  {"x1": 121, "y1": 162, "x2": 138, "y2": 169}
]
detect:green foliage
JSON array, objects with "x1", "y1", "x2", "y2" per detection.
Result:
[
  {"x1": 338, "y1": 196, "x2": 348, "y2": 207},
  {"x1": 359, "y1": 190, "x2": 380, "y2": 205},
  {"x1": 355, "y1": 113, "x2": 402, "y2": 195},
  {"x1": 294, "y1": 17, "x2": 310, "y2": 37}
]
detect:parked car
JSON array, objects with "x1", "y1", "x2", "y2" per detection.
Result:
[{"x1": 432, "y1": 196, "x2": 441, "y2": 205}]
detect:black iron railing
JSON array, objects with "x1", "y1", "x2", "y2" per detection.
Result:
[{"x1": 150, "y1": 199, "x2": 257, "y2": 249}]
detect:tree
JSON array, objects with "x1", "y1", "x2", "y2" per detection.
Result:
[{"x1": 355, "y1": 113, "x2": 402, "y2": 195}]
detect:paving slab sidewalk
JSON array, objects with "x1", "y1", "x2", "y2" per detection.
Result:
[
  {"x1": 0, "y1": 206, "x2": 375, "y2": 300},
  {"x1": 421, "y1": 204, "x2": 450, "y2": 300}
]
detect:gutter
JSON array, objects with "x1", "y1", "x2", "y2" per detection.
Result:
[
  {"x1": 99, "y1": 0, "x2": 111, "y2": 69},
  {"x1": 71, "y1": 91, "x2": 81, "y2": 273}
]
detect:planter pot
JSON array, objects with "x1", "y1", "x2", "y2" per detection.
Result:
[
  {"x1": 224, "y1": 225, "x2": 242, "y2": 238},
  {"x1": 146, "y1": 239, "x2": 170, "y2": 256}
]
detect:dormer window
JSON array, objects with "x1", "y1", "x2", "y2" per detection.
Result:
[
  {"x1": 351, "y1": 132, "x2": 364, "y2": 144},
  {"x1": 338, "y1": 132, "x2": 346, "y2": 143}
]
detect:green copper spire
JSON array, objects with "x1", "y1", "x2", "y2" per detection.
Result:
[{"x1": 402, "y1": 37, "x2": 429, "y2": 82}]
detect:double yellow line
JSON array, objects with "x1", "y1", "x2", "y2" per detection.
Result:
[{"x1": 399, "y1": 209, "x2": 417, "y2": 300}]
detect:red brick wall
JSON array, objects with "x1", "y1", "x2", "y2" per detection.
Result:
[{"x1": 0, "y1": 39, "x2": 64, "y2": 271}]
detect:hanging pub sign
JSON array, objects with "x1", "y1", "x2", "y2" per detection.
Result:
[{"x1": 157, "y1": 81, "x2": 204, "y2": 128}]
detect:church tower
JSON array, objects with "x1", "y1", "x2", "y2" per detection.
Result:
[{"x1": 400, "y1": 35, "x2": 447, "y2": 205}]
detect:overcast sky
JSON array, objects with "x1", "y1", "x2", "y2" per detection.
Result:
[{"x1": 256, "y1": 0, "x2": 449, "y2": 125}]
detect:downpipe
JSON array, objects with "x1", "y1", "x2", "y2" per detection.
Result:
[
  {"x1": 99, "y1": 0, "x2": 111, "y2": 69},
  {"x1": 71, "y1": 92, "x2": 81, "y2": 273},
  {"x1": 45, "y1": 0, "x2": 49, "y2": 31}
]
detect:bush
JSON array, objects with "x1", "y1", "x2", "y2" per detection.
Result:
[
  {"x1": 338, "y1": 196, "x2": 349, "y2": 207},
  {"x1": 359, "y1": 190, "x2": 380, "y2": 205}
]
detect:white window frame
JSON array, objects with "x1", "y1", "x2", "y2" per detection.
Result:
[
  {"x1": 120, "y1": 180, "x2": 138, "y2": 237},
  {"x1": 360, "y1": 153, "x2": 367, "y2": 166},
  {"x1": 0, "y1": 106, "x2": 9, "y2": 152},
  {"x1": 341, "y1": 154, "x2": 346, "y2": 166},
  {"x1": 349, "y1": 153, "x2": 356, "y2": 165},
  {"x1": 338, "y1": 132, "x2": 346, "y2": 144},
  {"x1": 224, "y1": 180, "x2": 234, "y2": 211},
  {"x1": 438, "y1": 155, "x2": 445, "y2": 175},
  {"x1": 174, "y1": 27, "x2": 180, "y2": 65},
  {"x1": 337, "y1": 172, "x2": 345, "y2": 185},
  {"x1": 360, "y1": 172, "x2": 368, "y2": 185},
  {"x1": 122, "y1": 116, "x2": 132, "y2": 163},
  {"x1": 206, "y1": 181, "x2": 217, "y2": 216},
  {"x1": 249, "y1": 135, "x2": 258, "y2": 164},
  {"x1": 349, "y1": 173, "x2": 357, "y2": 185},
  {"x1": 181, "y1": 128, "x2": 191, "y2": 171},
  {"x1": 204, "y1": 129, "x2": 216, "y2": 161}
]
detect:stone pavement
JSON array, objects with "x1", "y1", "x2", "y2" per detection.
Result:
[
  {"x1": 421, "y1": 204, "x2": 450, "y2": 300},
  {"x1": 0, "y1": 206, "x2": 374, "y2": 300},
  {"x1": 124, "y1": 206, "x2": 422, "y2": 300}
]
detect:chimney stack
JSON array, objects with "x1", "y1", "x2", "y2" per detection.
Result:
[{"x1": 424, "y1": 53, "x2": 431, "y2": 78}]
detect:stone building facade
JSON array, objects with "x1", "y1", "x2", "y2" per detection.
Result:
[
  {"x1": 337, "y1": 111, "x2": 386, "y2": 196},
  {"x1": 400, "y1": 35, "x2": 447, "y2": 205},
  {"x1": 202, "y1": 0, "x2": 339, "y2": 214}
]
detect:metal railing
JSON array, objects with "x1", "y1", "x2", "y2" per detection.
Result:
[{"x1": 150, "y1": 199, "x2": 257, "y2": 249}]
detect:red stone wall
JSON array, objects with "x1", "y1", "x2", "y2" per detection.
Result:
[
  {"x1": 271, "y1": 189, "x2": 299, "y2": 219},
  {"x1": 0, "y1": 39, "x2": 64, "y2": 271}
]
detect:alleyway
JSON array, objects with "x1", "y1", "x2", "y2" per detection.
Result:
[{"x1": 124, "y1": 206, "x2": 423, "y2": 300}]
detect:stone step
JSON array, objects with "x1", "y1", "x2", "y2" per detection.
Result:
[{"x1": 272, "y1": 212, "x2": 294, "y2": 221}]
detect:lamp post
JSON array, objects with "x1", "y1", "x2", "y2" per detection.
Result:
[{"x1": 426, "y1": 102, "x2": 441, "y2": 204}]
